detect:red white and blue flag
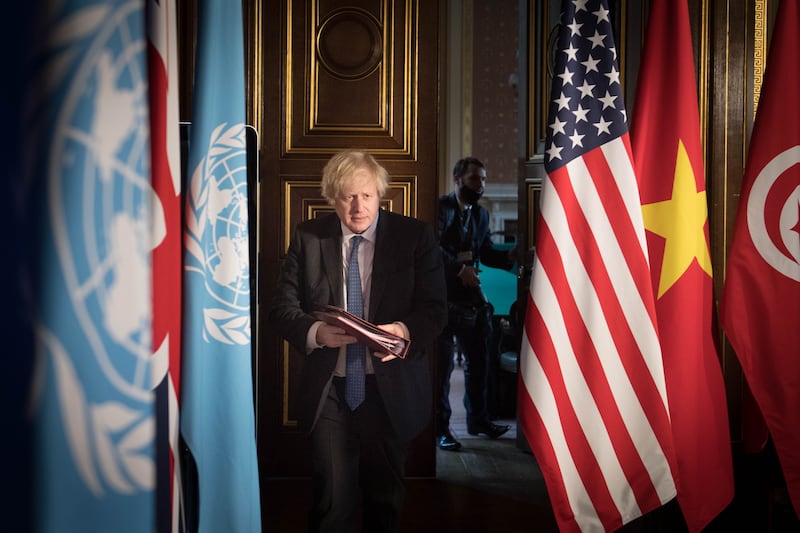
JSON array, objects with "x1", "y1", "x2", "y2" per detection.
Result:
[
  {"x1": 518, "y1": 1, "x2": 677, "y2": 530},
  {"x1": 146, "y1": 0, "x2": 183, "y2": 531}
]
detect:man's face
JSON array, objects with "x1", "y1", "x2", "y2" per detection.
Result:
[
  {"x1": 334, "y1": 168, "x2": 381, "y2": 234},
  {"x1": 456, "y1": 163, "x2": 486, "y2": 194}
]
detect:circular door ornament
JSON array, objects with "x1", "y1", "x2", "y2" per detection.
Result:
[{"x1": 317, "y1": 9, "x2": 383, "y2": 80}]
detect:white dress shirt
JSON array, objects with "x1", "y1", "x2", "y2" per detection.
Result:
[{"x1": 305, "y1": 217, "x2": 378, "y2": 375}]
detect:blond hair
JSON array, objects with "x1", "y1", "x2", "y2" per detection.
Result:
[{"x1": 321, "y1": 150, "x2": 389, "y2": 204}]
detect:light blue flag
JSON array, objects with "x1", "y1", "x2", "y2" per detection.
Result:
[
  {"x1": 181, "y1": 0, "x2": 262, "y2": 531},
  {"x1": 28, "y1": 1, "x2": 156, "y2": 532}
]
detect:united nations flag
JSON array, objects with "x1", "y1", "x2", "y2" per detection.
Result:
[
  {"x1": 180, "y1": 0, "x2": 262, "y2": 531},
  {"x1": 26, "y1": 1, "x2": 156, "y2": 532}
]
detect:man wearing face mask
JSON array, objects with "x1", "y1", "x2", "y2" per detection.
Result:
[{"x1": 435, "y1": 157, "x2": 517, "y2": 451}]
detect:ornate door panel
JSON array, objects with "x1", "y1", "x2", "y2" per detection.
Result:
[{"x1": 247, "y1": 0, "x2": 440, "y2": 478}]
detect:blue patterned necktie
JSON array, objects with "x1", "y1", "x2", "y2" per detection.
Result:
[{"x1": 345, "y1": 235, "x2": 366, "y2": 409}]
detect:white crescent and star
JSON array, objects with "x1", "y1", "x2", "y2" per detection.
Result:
[{"x1": 746, "y1": 145, "x2": 800, "y2": 282}]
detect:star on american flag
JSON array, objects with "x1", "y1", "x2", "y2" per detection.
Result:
[
  {"x1": 520, "y1": 1, "x2": 680, "y2": 531},
  {"x1": 544, "y1": 0, "x2": 627, "y2": 170}
]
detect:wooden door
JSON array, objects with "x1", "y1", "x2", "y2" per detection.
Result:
[{"x1": 245, "y1": 0, "x2": 441, "y2": 479}]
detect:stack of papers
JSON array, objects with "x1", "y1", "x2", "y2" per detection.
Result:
[{"x1": 313, "y1": 305, "x2": 410, "y2": 359}]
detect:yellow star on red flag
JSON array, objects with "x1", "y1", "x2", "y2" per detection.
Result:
[{"x1": 642, "y1": 139, "x2": 713, "y2": 298}]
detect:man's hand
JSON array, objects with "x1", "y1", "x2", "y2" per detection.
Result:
[
  {"x1": 370, "y1": 323, "x2": 405, "y2": 362},
  {"x1": 457, "y1": 265, "x2": 482, "y2": 287},
  {"x1": 316, "y1": 323, "x2": 356, "y2": 348}
]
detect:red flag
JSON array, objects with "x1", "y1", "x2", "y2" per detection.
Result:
[
  {"x1": 721, "y1": 0, "x2": 800, "y2": 517},
  {"x1": 629, "y1": 1, "x2": 734, "y2": 531},
  {"x1": 518, "y1": 1, "x2": 677, "y2": 530},
  {"x1": 147, "y1": 0, "x2": 183, "y2": 530}
]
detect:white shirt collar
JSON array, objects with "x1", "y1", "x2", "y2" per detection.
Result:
[{"x1": 456, "y1": 194, "x2": 472, "y2": 213}]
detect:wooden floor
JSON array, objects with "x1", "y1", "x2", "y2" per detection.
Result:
[
  {"x1": 261, "y1": 362, "x2": 800, "y2": 532},
  {"x1": 262, "y1": 440, "x2": 557, "y2": 532},
  {"x1": 262, "y1": 362, "x2": 559, "y2": 532}
]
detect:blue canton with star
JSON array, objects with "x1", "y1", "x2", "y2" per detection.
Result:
[{"x1": 544, "y1": 0, "x2": 627, "y2": 173}]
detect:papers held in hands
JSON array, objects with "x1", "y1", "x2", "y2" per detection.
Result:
[{"x1": 314, "y1": 305, "x2": 410, "y2": 359}]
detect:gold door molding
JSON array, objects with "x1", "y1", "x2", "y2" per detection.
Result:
[{"x1": 284, "y1": 0, "x2": 421, "y2": 157}]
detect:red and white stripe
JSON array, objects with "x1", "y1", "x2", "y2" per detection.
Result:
[{"x1": 519, "y1": 135, "x2": 677, "y2": 532}]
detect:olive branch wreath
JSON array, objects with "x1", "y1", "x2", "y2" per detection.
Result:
[{"x1": 185, "y1": 122, "x2": 251, "y2": 346}]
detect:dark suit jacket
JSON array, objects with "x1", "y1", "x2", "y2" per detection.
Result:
[
  {"x1": 437, "y1": 192, "x2": 512, "y2": 304},
  {"x1": 267, "y1": 209, "x2": 447, "y2": 442}
]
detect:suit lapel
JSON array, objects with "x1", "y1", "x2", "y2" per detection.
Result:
[
  {"x1": 320, "y1": 215, "x2": 344, "y2": 307},
  {"x1": 369, "y1": 210, "x2": 389, "y2": 322}
]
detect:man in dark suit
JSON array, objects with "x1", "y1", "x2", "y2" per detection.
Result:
[
  {"x1": 435, "y1": 157, "x2": 516, "y2": 451},
  {"x1": 267, "y1": 150, "x2": 447, "y2": 533}
]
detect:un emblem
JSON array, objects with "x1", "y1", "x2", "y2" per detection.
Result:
[
  {"x1": 185, "y1": 123, "x2": 252, "y2": 345},
  {"x1": 36, "y1": 1, "x2": 156, "y2": 497}
]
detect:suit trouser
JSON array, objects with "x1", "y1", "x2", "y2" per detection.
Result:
[
  {"x1": 435, "y1": 315, "x2": 493, "y2": 434},
  {"x1": 309, "y1": 376, "x2": 407, "y2": 533}
]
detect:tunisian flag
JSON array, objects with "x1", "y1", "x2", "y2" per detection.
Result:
[
  {"x1": 629, "y1": 1, "x2": 734, "y2": 530},
  {"x1": 147, "y1": 0, "x2": 183, "y2": 531},
  {"x1": 721, "y1": 0, "x2": 800, "y2": 517}
]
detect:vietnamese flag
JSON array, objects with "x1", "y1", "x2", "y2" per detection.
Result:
[
  {"x1": 630, "y1": 0, "x2": 734, "y2": 530},
  {"x1": 721, "y1": 0, "x2": 800, "y2": 517}
]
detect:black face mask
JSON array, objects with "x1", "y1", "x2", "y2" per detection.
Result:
[{"x1": 459, "y1": 185, "x2": 483, "y2": 206}]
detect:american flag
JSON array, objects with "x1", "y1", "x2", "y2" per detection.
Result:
[{"x1": 518, "y1": 1, "x2": 678, "y2": 531}]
